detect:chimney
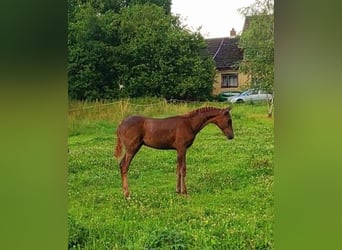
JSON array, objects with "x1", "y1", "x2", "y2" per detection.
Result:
[{"x1": 230, "y1": 28, "x2": 236, "y2": 38}]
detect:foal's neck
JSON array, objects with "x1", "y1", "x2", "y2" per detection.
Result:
[{"x1": 189, "y1": 108, "x2": 220, "y2": 134}]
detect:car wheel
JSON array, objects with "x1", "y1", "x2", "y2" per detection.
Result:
[{"x1": 236, "y1": 99, "x2": 244, "y2": 103}]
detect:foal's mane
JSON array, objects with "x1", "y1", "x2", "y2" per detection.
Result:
[{"x1": 185, "y1": 107, "x2": 222, "y2": 118}]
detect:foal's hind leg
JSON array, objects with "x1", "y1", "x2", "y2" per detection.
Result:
[
  {"x1": 119, "y1": 145, "x2": 142, "y2": 199},
  {"x1": 120, "y1": 152, "x2": 134, "y2": 199},
  {"x1": 119, "y1": 154, "x2": 130, "y2": 198}
]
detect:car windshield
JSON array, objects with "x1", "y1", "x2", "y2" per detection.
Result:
[{"x1": 239, "y1": 89, "x2": 253, "y2": 96}]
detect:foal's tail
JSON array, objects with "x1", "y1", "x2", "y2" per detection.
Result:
[{"x1": 114, "y1": 129, "x2": 123, "y2": 160}]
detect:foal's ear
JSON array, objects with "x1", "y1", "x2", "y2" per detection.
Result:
[{"x1": 223, "y1": 106, "x2": 232, "y2": 114}]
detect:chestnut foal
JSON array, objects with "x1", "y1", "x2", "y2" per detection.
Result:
[{"x1": 114, "y1": 106, "x2": 234, "y2": 198}]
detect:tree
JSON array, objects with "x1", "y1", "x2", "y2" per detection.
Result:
[
  {"x1": 68, "y1": 4, "x2": 122, "y2": 99},
  {"x1": 125, "y1": 0, "x2": 172, "y2": 14},
  {"x1": 238, "y1": 0, "x2": 274, "y2": 117},
  {"x1": 68, "y1": 1, "x2": 215, "y2": 100},
  {"x1": 117, "y1": 4, "x2": 215, "y2": 100},
  {"x1": 68, "y1": 0, "x2": 173, "y2": 100}
]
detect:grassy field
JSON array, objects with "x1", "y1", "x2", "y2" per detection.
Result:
[{"x1": 68, "y1": 98, "x2": 274, "y2": 249}]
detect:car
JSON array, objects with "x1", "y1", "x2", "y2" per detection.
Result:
[
  {"x1": 228, "y1": 89, "x2": 273, "y2": 103},
  {"x1": 217, "y1": 91, "x2": 242, "y2": 102}
]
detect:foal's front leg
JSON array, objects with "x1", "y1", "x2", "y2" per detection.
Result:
[
  {"x1": 176, "y1": 149, "x2": 187, "y2": 195},
  {"x1": 176, "y1": 162, "x2": 181, "y2": 193}
]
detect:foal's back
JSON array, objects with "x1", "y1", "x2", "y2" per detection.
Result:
[{"x1": 118, "y1": 114, "x2": 193, "y2": 150}]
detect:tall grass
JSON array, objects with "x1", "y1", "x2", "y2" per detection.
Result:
[
  {"x1": 68, "y1": 98, "x2": 225, "y2": 136},
  {"x1": 68, "y1": 98, "x2": 274, "y2": 249},
  {"x1": 68, "y1": 98, "x2": 216, "y2": 122}
]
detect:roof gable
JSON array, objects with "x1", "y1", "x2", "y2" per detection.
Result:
[{"x1": 205, "y1": 37, "x2": 242, "y2": 70}]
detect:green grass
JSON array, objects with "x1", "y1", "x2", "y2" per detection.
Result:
[{"x1": 68, "y1": 99, "x2": 274, "y2": 249}]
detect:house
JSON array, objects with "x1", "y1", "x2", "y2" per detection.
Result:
[{"x1": 206, "y1": 28, "x2": 249, "y2": 95}]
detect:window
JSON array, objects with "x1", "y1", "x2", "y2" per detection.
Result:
[{"x1": 221, "y1": 74, "x2": 238, "y2": 88}]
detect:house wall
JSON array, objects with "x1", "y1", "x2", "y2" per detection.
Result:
[{"x1": 212, "y1": 69, "x2": 250, "y2": 95}]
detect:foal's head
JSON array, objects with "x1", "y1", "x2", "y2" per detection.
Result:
[{"x1": 214, "y1": 107, "x2": 234, "y2": 140}]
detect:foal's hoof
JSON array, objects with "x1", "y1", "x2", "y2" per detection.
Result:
[
  {"x1": 123, "y1": 191, "x2": 130, "y2": 200},
  {"x1": 176, "y1": 191, "x2": 188, "y2": 196}
]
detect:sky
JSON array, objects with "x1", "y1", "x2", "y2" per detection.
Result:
[{"x1": 171, "y1": 0, "x2": 255, "y2": 38}]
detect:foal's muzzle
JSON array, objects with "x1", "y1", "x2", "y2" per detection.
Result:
[
  {"x1": 223, "y1": 128, "x2": 234, "y2": 140},
  {"x1": 227, "y1": 134, "x2": 234, "y2": 140},
  {"x1": 226, "y1": 130, "x2": 234, "y2": 140}
]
